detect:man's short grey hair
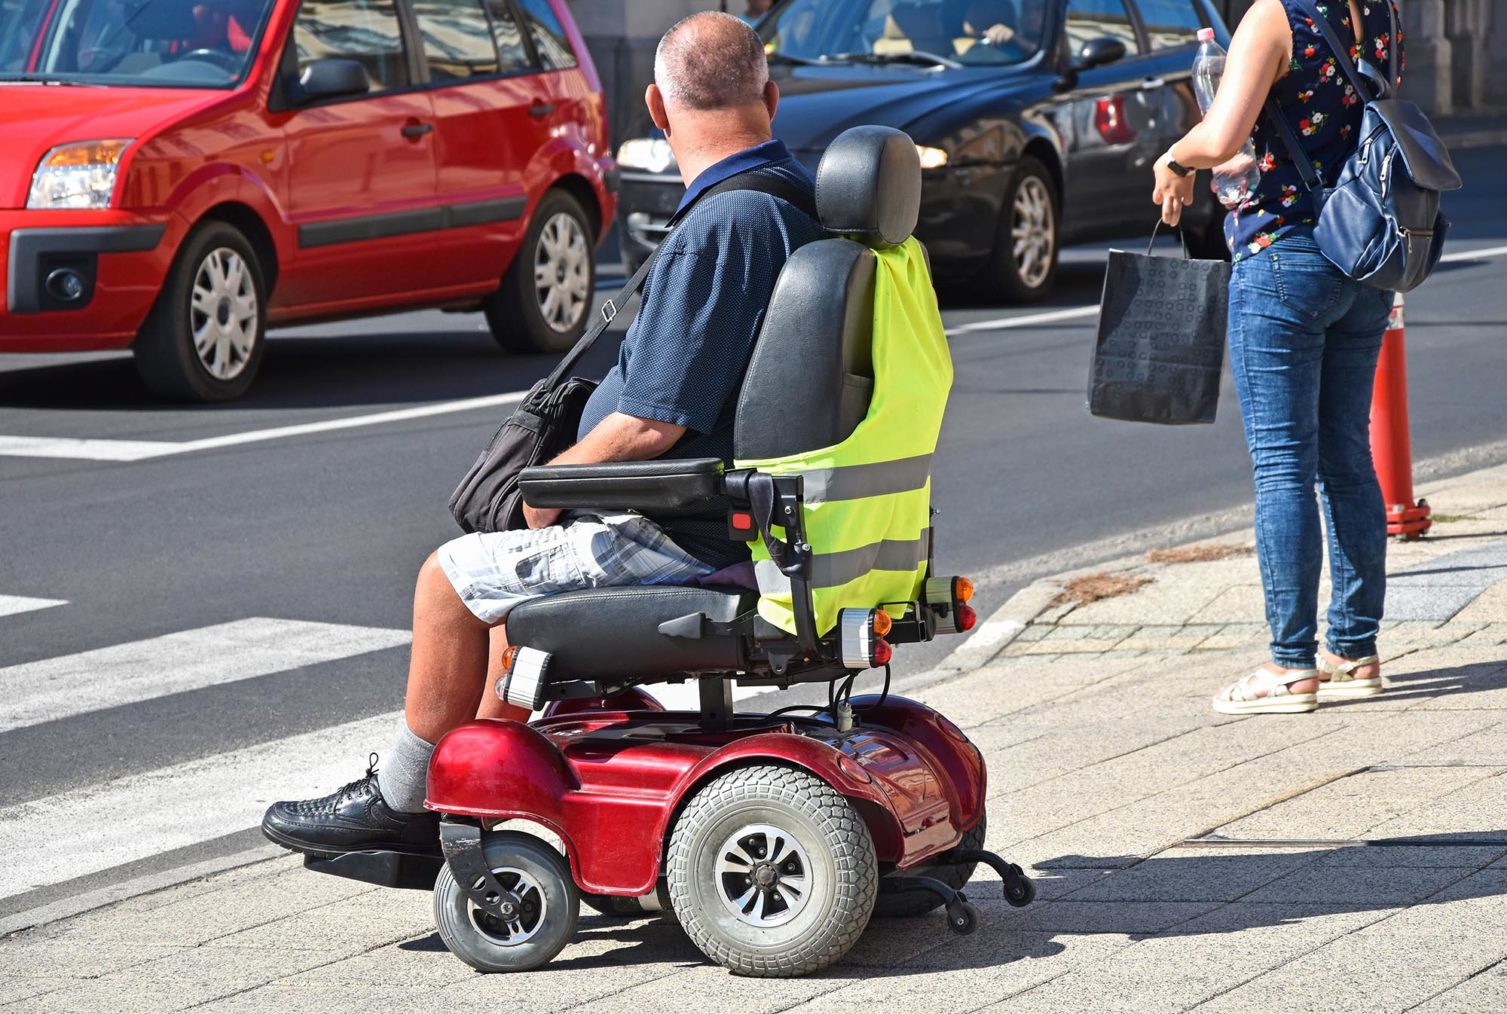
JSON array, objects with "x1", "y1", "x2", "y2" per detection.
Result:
[{"x1": 654, "y1": 11, "x2": 770, "y2": 111}]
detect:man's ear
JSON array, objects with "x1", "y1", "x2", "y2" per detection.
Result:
[
  {"x1": 647, "y1": 83, "x2": 670, "y2": 133},
  {"x1": 762, "y1": 79, "x2": 780, "y2": 123}
]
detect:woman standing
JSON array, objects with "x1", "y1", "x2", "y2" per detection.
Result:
[{"x1": 1152, "y1": 0, "x2": 1403, "y2": 715}]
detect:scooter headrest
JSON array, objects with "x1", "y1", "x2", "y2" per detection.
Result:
[{"x1": 815, "y1": 125, "x2": 922, "y2": 249}]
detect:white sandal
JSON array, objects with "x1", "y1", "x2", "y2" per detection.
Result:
[
  {"x1": 1317, "y1": 654, "x2": 1383, "y2": 699},
  {"x1": 1213, "y1": 667, "x2": 1319, "y2": 715}
]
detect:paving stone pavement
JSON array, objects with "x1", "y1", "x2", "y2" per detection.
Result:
[{"x1": 4, "y1": 464, "x2": 1507, "y2": 1012}]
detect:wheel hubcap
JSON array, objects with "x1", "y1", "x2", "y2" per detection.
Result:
[
  {"x1": 189, "y1": 247, "x2": 258, "y2": 381},
  {"x1": 466, "y1": 867, "x2": 547, "y2": 946},
  {"x1": 715, "y1": 823, "x2": 813, "y2": 928},
  {"x1": 533, "y1": 211, "x2": 590, "y2": 334},
  {"x1": 1010, "y1": 177, "x2": 1055, "y2": 290}
]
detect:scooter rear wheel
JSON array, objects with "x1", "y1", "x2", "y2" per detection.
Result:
[
  {"x1": 668, "y1": 765, "x2": 877, "y2": 977},
  {"x1": 433, "y1": 831, "x2": 579, "y2": 972}
]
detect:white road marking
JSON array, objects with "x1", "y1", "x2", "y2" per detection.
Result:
[
  {"x1": 0, "y1": 711, "x2": 398, "y2": 900},
  {"x1": 946, "y1": 242, "x2": 1507, "y2": 338},
  {"x1": 0, "y1": 390, "x2": 526, "y2": 462},
  {"x1": 1439, "y1": 243, "x2": 1507, "y2": 263},
  {"x1": 944, "y1": 304, "x2": 1100, "y2": 336},
  {"x1": 0, "y1": 618, "x2": 410, "y2": 734},
  {"x1": 0, "y1": 595, "x2": 66, "y2": 619}
]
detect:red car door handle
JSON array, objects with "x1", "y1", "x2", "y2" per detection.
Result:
[
  {"x1": 401, "y1": 121, "x2": 433, "y2": 139},
  {"x1": 528, "y1": 102, "x2": 557, "y2": 118}
]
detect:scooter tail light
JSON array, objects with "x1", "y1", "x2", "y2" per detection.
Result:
[
  {"x1": 838, "y1": 608, "x2": 875, "y2": 668},
  {"x1": 873, "y1": 638, "x2": 893, "y2": 666},
  {"x1": 501, "y1": 646, "x2": 552, "y2": 711},
  {"x1": 957, "y1": 605, "x2": 977, "y2": 632}
]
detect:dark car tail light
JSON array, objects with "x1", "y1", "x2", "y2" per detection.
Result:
[{"x1": 1095, "y1": 96, "x2": 1137, "y2": 145}]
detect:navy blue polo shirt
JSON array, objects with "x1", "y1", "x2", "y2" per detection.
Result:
[{"x1": 577, "y1": 139, "x2": 824, "y2": 568}]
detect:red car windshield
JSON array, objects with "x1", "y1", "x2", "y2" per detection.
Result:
[{"x1": 0, "y1": 0, "x2": 273, "y2": 87}]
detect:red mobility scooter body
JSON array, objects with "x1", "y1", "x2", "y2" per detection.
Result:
[{"x1": 426, "y1": 690, "x2": 987, "y2": 898}]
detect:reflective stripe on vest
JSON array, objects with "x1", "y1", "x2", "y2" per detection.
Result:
[{"x1": 735, "y1": 236, "x2": 952, "y2": 637}]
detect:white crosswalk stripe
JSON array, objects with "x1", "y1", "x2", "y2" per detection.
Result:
[
  {"x1": 0, "y1": 710, "x2": 399, "y2": 900},
  {"x1": 0, "y1": 595, "x2": 66, "y2": 619},
  {"x1": 0, "y1": 608, "x2": 776, "y2": 908},
  {"x1": 0, "y1": 618, "x2": 411, "y2": 734}
]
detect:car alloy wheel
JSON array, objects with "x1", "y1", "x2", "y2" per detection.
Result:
[
  {"x1": 1010, "y1": 176, "x2": 1055, "y2": 291},
  {"x1": 533, "y1": 211, "x2": 590, "y2": 334},
  {"x1": 189, "y1": 247, "x2": 259, "y2": 382}
]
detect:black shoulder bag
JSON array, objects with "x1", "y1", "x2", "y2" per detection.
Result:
[{"x1": 448, "y1": 169, "x2": 818, "y2": 533}]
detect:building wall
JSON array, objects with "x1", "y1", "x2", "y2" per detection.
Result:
[{"x1": 572, "y1": 0, "x2": 1501, "y2": 149}]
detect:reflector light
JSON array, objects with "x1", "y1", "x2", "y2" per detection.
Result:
[
  {"x1": 957, "y1": 606, "x2": 977, "y2": 632},
  {"x1": 872, "y1": 610, "x2": 893, "y2": 636},
  {"x1": 873, "y1": 639, "x2": 893, "y2": 666},
  {"x1": 956, "y1": 577, "x2": 975, "y2": 603},
  {"x1": 730, "y1": 512, "x2": 753, "y2": 531}
]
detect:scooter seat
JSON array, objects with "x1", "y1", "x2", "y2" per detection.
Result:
[{"x1": 507, "y1": 584, "x2": 757, "y2": 682}]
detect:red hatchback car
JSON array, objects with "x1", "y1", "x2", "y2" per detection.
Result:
[{"x1": 0, "y1": 0, "x2": 615, "y2": 400}]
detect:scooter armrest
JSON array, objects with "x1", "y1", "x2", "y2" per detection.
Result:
[{"x1": 518, "y1": 458, "x2": 725, "y2": 511}]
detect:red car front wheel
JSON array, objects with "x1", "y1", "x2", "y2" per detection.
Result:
[{"x1": 133, "y1": 221, "x2": 267, "y2": 401}]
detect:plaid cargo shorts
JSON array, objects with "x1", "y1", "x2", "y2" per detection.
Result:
[{"x1": 436, "y1": 513, "x2": 714, "y2": 624}]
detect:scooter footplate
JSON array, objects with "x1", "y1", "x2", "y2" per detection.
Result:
[{"x1": 303, "y1": 850, "x2": 442, "y2": 891}]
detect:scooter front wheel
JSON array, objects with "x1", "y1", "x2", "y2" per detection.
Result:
[{"x1": 433, "y1": 831, "x2": 579, "y2": 972}]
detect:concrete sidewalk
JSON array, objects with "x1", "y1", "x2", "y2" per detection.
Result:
[{"x1": 4, "y1": 464, "x2": 1507, "y2": 1013}]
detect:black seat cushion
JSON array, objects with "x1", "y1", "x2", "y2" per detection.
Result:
[{"x1": 507, "y1": 585, "x2": 756, "y2": 681}]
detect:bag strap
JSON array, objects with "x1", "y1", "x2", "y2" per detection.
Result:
[
  {"x1": 1263, "y1": 96, "x2": 1322, "y2": 193},
  {"x1": 539, "y1": 166, "x2": 818, "y2": 392}
]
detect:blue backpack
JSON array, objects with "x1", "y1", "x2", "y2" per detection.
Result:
[{"x1": 1265, "y1": 0, "x2": 1462, "y2": 292}]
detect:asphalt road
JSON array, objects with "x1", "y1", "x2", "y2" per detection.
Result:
[{"x1": 0, "y1": 144, "x2": 1503, "y2": 921}]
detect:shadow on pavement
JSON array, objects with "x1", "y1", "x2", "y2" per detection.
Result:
[{"x1": 0, "y1": 328, "x2": 627, "y2": 412}]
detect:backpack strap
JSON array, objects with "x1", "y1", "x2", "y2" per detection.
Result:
[{"x1": 540, "y1": 164, "x2": 817, "y2": 391}]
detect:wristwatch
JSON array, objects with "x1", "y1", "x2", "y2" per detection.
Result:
[{"x1": 1165, "y1": 156, "x2": 1193, "y2": 177}]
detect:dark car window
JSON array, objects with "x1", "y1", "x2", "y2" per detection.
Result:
[
  {"x1": 0, "y1": 0, "x2": 274, "y2": 86},
  {"x1": 1063, "y1": 0, "x2": 1141, "y2": 57},
  {"x1": 293, "y1": 0, "x2": 409, "y2": 92},
  {"x1": 513, "y1": 0, "x2": 575, "y2": 69},
  {"x1": 483, "y1": 0, "x2": 531, "y2": 71},
  {"x1": 1134, "y1": 0, "x2": 1203, "y2": 49},
  {"x1": 763, "y1": 0, "x2": 1047, "y2": 66},
  {"x1": 413, "y1": 0, "x2": 499, "y2": 81}
]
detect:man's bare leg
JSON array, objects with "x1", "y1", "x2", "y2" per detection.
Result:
[
  {"x1": 375, "y1": 552, "x2": 498, "y2": 815},
  {"x1": 404, "y1": 551, "x2": 494, "y2": 740}
]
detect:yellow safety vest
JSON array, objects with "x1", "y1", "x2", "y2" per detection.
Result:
[{"x1": 736, "y1": 237, "x2": 953, "y2": 636}]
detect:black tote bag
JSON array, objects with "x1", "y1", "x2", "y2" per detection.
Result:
[{"x1": 1088, "y1": 225, "x2": 1231, "y2": 425}]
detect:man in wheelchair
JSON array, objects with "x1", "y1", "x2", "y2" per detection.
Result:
[
  {"x1": 262, "y1": 12, "x2": 825, "y2": 859},
  {"x1": 262, "y1": 10, "x2": 1029, "y2": 979}
]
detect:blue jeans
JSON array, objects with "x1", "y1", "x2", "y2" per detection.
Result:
[{"x1": 1228, "y1": 230, "x2": 1393, "y2": 669}]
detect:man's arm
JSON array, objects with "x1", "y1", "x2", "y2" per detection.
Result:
[{"x1": 522, "y1": 412, "x2": 686, "y2": 529}]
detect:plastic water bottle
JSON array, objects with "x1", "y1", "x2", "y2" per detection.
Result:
[{"x1": 1192, "y1": 27, "x2": 1261, "y2": 206}]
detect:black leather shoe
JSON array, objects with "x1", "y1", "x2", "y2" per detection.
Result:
[{"x1": 261, "y1": 754, "x2": 440, "y2": 857}]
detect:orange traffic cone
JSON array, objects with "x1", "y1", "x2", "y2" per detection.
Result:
[{"x1": 1369, "y1": 293, "x2": 1431, "y2": 540}]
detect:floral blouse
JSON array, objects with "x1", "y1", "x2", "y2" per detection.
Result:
[{"x1": 1225, "y1": 1, "x2": 1403, "y2": 262}]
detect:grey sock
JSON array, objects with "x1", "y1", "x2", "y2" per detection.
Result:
[{"x1": 376, "y1": 719, "x2": 436, "y2": 814}]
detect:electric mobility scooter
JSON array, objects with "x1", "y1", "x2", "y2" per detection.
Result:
[{"x1": 304, "y1": 126, "x2": 1036, "y2": 977}]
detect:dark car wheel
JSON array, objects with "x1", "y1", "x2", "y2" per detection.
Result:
[
  {"x1": 485, "y1": 189, "x2": 595, "y2": 354},
  {"x1": 132, "y1": 221, "x2": 266, "y2": 401},
  {"x1": 984, "y1": 156, "x2": 1059, "y2": 303}
]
